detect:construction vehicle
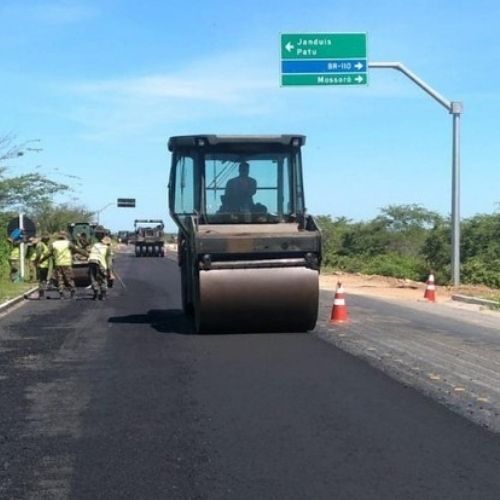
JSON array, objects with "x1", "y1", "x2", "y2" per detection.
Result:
[
  {"x1": 168, "y1": 134, "x2": 322, "y2": 333},
  {"x1": 134, "y1": 219, "x2": 165, "y2": 257},
  {"x1": 67, "y1": 221, "x2": 97, "y2": 287},
  {"x1": 117, "y1": 230, "x2": 130, "y2": 244}
]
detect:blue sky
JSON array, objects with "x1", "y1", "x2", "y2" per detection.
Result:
[{"x1": 1, "y1": 0, "x2": 499, "y2": 231}]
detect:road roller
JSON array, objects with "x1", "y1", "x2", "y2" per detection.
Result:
[
  {"x1": 134, "y1": 219, "x2": 165, "y2": 257},
  {"x1": 168, "y1": 135, "x2": 322, "y2": 333}
]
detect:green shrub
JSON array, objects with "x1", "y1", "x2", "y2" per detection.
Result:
[
  {"x1": 0, "y1": 240, "x2": 9, "y2": 280},
  {"x1": 361, "y1": 253, "x2": 427, "y2": 281},
  {"x1": 462, "y1": 257, "x2": 500, "y2": 288},
  {"x1": 0, "y1": 217, "x2": 11, "y2": 280}
]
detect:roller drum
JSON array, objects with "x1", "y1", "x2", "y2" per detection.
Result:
[
  {"x1": 196, "y1": 267, "x2": 319, "y2": 333},
  {"x1": 72, "y1": 265, "x2": 90, "y2": 287}
]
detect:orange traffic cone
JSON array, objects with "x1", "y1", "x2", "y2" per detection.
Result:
[
  {"x1": 330, "y1": 282, "x2": 349, "y2": 323},
  {"x1": 424, "y1": 273, "x2": 436, "y2": 302}
]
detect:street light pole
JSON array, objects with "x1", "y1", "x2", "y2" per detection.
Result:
[
  {"x1": 369, "y1": 62, "x2": 463, "y2": 286},
  {"x1": 95, "y1": 202, "x2": 114, "y2": 224},
  {"x1": 451, "y1": 102, "x2": 462, "y2": 287}
]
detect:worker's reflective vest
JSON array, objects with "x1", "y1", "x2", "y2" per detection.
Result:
[
  {"x1": 9, "y1": 245, "x2": 20, "y2": 261},
  {"x1": 36, "y1": 241, "x2": 50, "y2": 269},
  {"x1": 51, "y1": 240, "x2": 72, "y2": 267},
  {"x1": 88, "y1": 242, "x2": 109, "y2": 270}
]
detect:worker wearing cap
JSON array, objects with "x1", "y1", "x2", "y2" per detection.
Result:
[
  {"x1": 34, "y1": 233, "x2": 52, "y2": 299},
  {"x1": 41, "y1": 230, "x2": 87, "y2": 299},
  {"x1": 102, "y1": 235, "x2": 115, "y2": 288},
  {"x1": 26, "y1": 237, "x2": 38, "y2": 283},
  {"x1": 88, "y1": 227, "x2": 113, "y2": 300},
  {"x1": 8, "y1": 238, "x2": 21, "y2": 282}
]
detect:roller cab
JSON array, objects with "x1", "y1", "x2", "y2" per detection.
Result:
[{"x1": 168, "y1": 135, "x2": 321, "y2": 333}]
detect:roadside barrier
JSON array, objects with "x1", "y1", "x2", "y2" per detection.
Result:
[{"x1": 330, "y1": 282, "x2": 349, "y2": 323}]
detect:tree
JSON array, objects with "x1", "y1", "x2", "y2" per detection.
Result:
[
  {"x1": 0, "y1": 135, "x2": 69, "y2": 213},
  {"x1": 376, "y1": 204, "x2": 444, "y2": 258},
  {"x1": 0, "y1": 134, "x2": 82, "y2": 281},
  {"x1": 31, "y1": 201, "x2": 93, "y2": 234}
]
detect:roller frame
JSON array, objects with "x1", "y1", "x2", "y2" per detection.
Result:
[{"x1": 178, "y1": 220, "x2": 321, "y2": 334}]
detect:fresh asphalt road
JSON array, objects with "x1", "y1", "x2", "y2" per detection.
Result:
[{"x1": 2, "y1": 252, "x2": 500, "y2": 500}]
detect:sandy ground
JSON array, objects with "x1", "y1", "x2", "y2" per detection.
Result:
[
  {"x1": 320, "y1": 272, "x2": 442, "y2": 301},
  {"x1": 320, "y1": 271, "x2": 500, "y2": 306}
]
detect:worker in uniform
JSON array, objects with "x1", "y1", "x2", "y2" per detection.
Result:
[
  {"x1": 26, "y1": 237, "x2": 38, "y2": 282},
  {"x1": 102, "y1": 235, "x2": 115, "y2": 288},
  {"x1": 8, "y1": 238, "x2": 21, "y2": 282},
  {"x1": 76, "y1": 232, "x2": 91, "y2": 252},
  {"x1": 88, "y1": 227, "x2": 113, "y2": 300},
  {"x1": 34, "y1": 233, "x2": 52, "y2": 299},
  {"x1": 41, "y1": 230, "x2": 87, "y2": 299}
]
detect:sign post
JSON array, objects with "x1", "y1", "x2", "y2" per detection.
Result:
[
  {"x1": 281, "y1": 33, "x2": 367, "y2": 86},
  {"x1": 19, "y1": 214, "x2": 25, "y2": 281},
  {"x1": 7, "y1": 214, "x2": 36, "y2": 282}
]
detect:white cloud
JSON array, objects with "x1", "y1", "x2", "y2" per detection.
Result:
[
  {"x1": 60, "y1": 49, "x2": 284, "y2": 140},
  {"x1": 72, "y1": 49, "x2": 276, "y2": 104},
  {"x1": 52, "y1": 47, "x2": 431, "y2": 141}
]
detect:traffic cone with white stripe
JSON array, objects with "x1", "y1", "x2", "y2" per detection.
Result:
[
  {"x1": 424, "y1": 273, "x2": 436, "y2": 302},
  {"x1": 330, "y1": 282, "x2": 349, "y2": 323}
]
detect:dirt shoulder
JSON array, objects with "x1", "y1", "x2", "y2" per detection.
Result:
[{"x1": 320, "y1": 272, "x2": 500, "y2": 306}]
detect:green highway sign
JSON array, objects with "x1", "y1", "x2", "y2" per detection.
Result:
[
  {"x1": 282, "y1": 74, "x2": 366, "y2": 86},
  {"x1": 280, "y1": 33, "x2": 368, "y2": 87},
  {"x1": 117, "y1": 198, "x2": 136, "y2": 208}
]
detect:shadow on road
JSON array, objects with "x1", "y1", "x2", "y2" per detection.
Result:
[{"x1": 108, "y1": 309, "x2": 193, "y2": 335}]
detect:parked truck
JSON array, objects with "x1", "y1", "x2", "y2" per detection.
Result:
[{"x1": 134, "y1": 219, "x2": 165, "y2": 257}]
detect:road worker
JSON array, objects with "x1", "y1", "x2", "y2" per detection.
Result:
[
  {"x1": 102, "y1": 235, "x2": 115, "y2": 288},
  {"x1": 41, "y1": 230, "x2": 87, "y2": 299},
  {"x1": 8, "y1": 238, "x2": 21, "y2": 282},
  {"x1": 34, "y1": 233, "x2": 52, "y2": 299},
  {"x1": 76, "y1": 232, "x2": 91, "y2": 252},
  {"x1": 26, "y1": 237, "x2": 38, "y2": 282},
  {"x1": 88, "y1": 227, "x2": 113, "y2": 300}
]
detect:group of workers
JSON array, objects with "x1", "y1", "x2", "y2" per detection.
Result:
[{"x1": 8, "y1": 225, "x2": 113, "y2": 301}]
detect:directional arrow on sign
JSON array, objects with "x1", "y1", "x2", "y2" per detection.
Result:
[{"x1": 280, "y1": 33, "x2": 368, "y2": 87}]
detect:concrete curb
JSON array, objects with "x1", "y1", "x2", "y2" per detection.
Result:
[
  {"x1": 452, "y1": 293, "x2": 500, "y2": 308},
  {"x1": 0, "y1": 286, "x2": 39, "y2": 314}
]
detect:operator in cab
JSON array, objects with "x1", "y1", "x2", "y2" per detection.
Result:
[{"x1": 223, "y1": 161, "x2": 257, "y2": 213}]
